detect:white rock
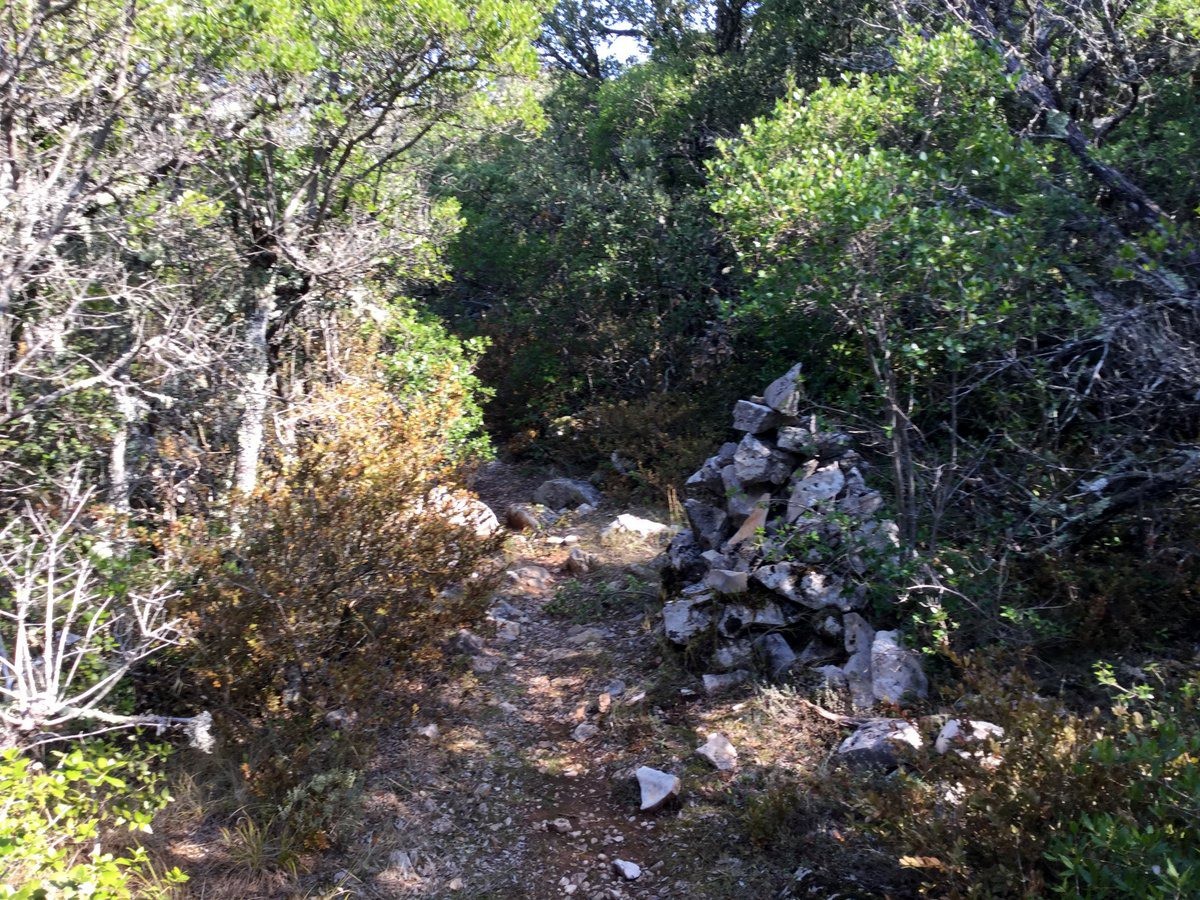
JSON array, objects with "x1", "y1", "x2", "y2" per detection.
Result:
[
  {"x1": 763, "y1": 362, "x2": 804, "y2": 416},
  {"x1": 836, "y1": 718, "x2": 923, "y2": 768},
  {"x1": 842, "y1": 613, "x2": 875, "y2": 655},
  {"x1": 416, "y1": 723, "x2": 439, "y2": 739},
  {"x1": 787, "y1": 464, "x2": 845, "y2": 520},
  {"x1": 799, "y1": 570, "x2": 858, "y2": 611},
  {"x1": 602, "y1": 514, "x2": 676, "y2": 543},
  {"x1": 870, "y1": 630, "x2": 929, "y2": 705},
  {"x1": 550, "y1": 817, "x2": 573, "y2": 833},
  {"x1": 753, "y1": 562, "x2": 808, "y2": 605},
  {"x1": 662, "y1": 595, "x2": 715, "y2": 645},
  {"x1": 635, "y1": 766, "x2": 680, "y2": 811},
  {"x1": 425, "y1": 486, "x2": 501, "y2": 537},
  {"x1": 702, "y1": 670, "x2": 751, "y2": 696},
  {"x1": 495, "y1": 620, "x2": 521, "y2": 642},
  {"x1": 705, "y1": 568, "x2": 749, "y2": 594},
  {"x1": 695, "y1": 733, "x2": 739, "y2": 771},
  {"x1": 613, "y1": 859, "x2": 642, "y2": 880},
  {"x1": 936, "y1": 719, "x2": 1005, "y2": 768},
  {"x1": 718, "y1": 602, "x2": 791, "y2": 636},
  {"x1": 843, "y1": 649, "x2": 875, "y2": 710},
  {"x1": 572, "y1": 722, "x2": 600, "y2": 742}
]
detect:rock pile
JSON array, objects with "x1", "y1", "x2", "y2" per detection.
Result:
[{"x1": 661, "y1": 363, "x2": 928, "y2": 709}]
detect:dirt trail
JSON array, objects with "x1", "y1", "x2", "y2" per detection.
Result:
[
  {"x1": 173, "y1": 463, "x2": 907, "y2": 898},
  {"x1": 346, "y1": 465, "x2": 695, "y2": 898}
]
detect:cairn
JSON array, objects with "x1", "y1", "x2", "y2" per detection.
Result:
[{"x1": 662, "y1": 364, "x2": 928, "y2": 709}]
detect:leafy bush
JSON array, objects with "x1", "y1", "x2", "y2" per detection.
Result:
[
  {"x1": 845, "y1": 658, "x2": 1200, "y2": 897},
  {"x1": 0, "y1": 740, "x2": 183, "y2": 898}
]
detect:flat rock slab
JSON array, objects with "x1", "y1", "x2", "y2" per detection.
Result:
[
  {"x1": 602, "y1": 513, "x2": 675, "y2": 543},
  {"x1": 696, "y1": 733, "x2": 739, "y2": 771},
  {"x1": 635, "y1": 766, "x2": 680, "y2": 811},
  {"x1": 732, "y1": 399, "x2": 780, "y2": 434}
]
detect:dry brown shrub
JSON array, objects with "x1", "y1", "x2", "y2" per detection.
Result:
[{"x1": 172, "y1": 356, "x2": 500, "y2": 778}]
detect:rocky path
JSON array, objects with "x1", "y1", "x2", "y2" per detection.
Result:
[{"x1": 330, "y1": 466, "x2": 726, "y2": 898}]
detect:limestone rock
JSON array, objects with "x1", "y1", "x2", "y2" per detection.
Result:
[
  {"x1": 685, "y1": 499, "x2": 729, "y2": 551},
  {"x1": 732, "y1": 435, "x2": 794, "y2": 485},
  {"x1": 840, "y1": 489, "x2": 884, "y2": 519},
  {"x1": 534, "y1": 478, "x2": 602, "y2": 511},
  {"x1": 572, "y1": 722, "x2": 600, "y2": 742},
  {"x1": 426, "y1": 486, "x2": 501, "y2": 538},
  {"x1": 705, "y1": 568, "x2": 749, "y2": 594},
  {"x1": 763, "y1": 362, "x2": 804, "y2": 416},
  {"x1": 753, "y1": 562, "x2": 807, "y2": 604},
  {"x1": 936, "y1": 719, "x2": 1005, "y2": 768},
  {"x1": 603, "y1": 513, "x2": 675, "y2": 543},
  {"x1": 732, "y1": 400, "x2": 780, "y2": 434},
  {"x1": 718, "y1": 602, "x2": 791, "y2": 636},
  {"x1": 702, "y1": 670, "x2": 751, "y2": 696},
  {"x1": 787, "y1": 464, "x2": 846, "y2": 520},
  {"x1": 776, "y1": 425, "x2": 817, "y2": 455},
  {"x1": 800, "y1": 570, "x2": 860, "y2": 611},
  {"x1": 662, "y1": 594, "x2": 715, "y2": 644},
  {"x1": 613, "y1": 860, "x2": 642, "y2": 880},
  {"x1": 843, "y1": 648, "x2": 875, "y2": 710},
  {"x1": 754, "y1": 632, "x2": 797, "y2": 679},
  {"x1": 870, "y1": 630, "x2": 929, "y2": 705},
  {"x1": 635, "y1": 766, "x2": 680, "y2": 811},
  {"x1": 842, "y1": 613, "x2": 876, "y2": 655},
  {"x1": 565, "y1": 547, "x2": 600, "y2": 576},
  {"x1": 666, "y1": 531, "x2": 705, "y2": 580},
  {"x1": 836, "y1": 718, "x2": 923, "y2": 768},
  {"x1": 696, "y1": 732, "x2": 739, "y2": 771},
  {"x1": 711, "y1": 640, "x2": 754, "y2": 672}
]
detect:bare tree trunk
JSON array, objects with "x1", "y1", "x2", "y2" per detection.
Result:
[
  {"x1": 108, "y1": 386, "x2": 137, "y2": 512},
  {"x1": 234, "y1": 265, "x2": 276, "y2": 496}
]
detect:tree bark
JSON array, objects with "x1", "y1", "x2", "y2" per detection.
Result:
[{"x1": 234, "y1": 263, "x2": 276, "y2": 496}]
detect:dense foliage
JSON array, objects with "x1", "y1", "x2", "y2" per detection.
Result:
[{"x1": 3, "y1": 0, "x2": 1200, "y2": 891}]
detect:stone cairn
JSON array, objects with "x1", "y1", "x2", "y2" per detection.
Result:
[{"x1": 662, "y1": 364, "x2": 928, "y2": 709}]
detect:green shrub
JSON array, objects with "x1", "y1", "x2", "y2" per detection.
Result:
[
  {"x1": 0, "y1": 741, "x2": 184, "y2": 898},
  {"x1": 845, "y1": 658, "x2": 1200, "y2": 897}
]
